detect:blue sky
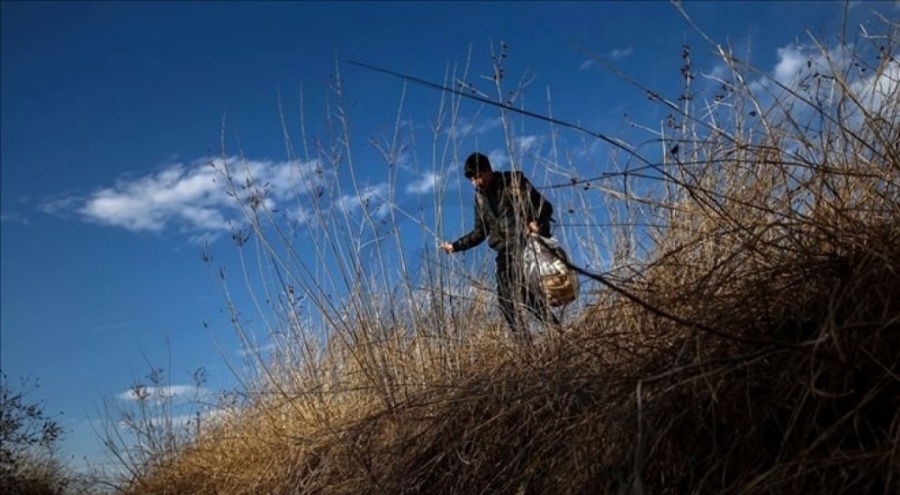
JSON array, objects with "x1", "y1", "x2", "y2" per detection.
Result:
[{"x1": 2, "y1": 0, "x2": 897, "y2": 474}]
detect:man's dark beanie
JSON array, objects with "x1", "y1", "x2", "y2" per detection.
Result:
[{"x1": 464, "y1": 152, "x2": 492, "y2": 178}]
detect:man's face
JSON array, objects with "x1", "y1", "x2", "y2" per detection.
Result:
[{"x1": 470, "y1": 170, "x2": 492, "y2": 191}]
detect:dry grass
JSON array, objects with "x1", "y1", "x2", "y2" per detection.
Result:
[{"x1": 119, "y1": 12, "x2": 898, "y2": 495}]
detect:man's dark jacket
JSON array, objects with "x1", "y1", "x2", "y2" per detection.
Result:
[{"x1": 452, "y1": 171, "x2": 553, "y2": 254}]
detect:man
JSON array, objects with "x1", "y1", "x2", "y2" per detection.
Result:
[{"x1": 441, "y1": 152, "x2": 558, "y2": 335}]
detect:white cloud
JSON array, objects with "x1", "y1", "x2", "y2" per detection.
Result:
[
  {"x1": 46, "y1": 156, "x2": 324, "y2": 237},
  {"x1": 118, "y1": 407, "x2": 233, "y2": 435},
  {"x1": 849, "y1": 53, "x2": 899, "y2": 116},
  {"x1": 0, "y1": 211, "x2": 29, "y2": 225},
  {"x1": 238, "y1": 343, "x2": 276, "y2": 357},
  {"x1": 286, "y1": 205, "x2": 316, "y2": 227},
  {"x1": 40, "y1": 195, "x2": 82, "y2": 216},
  {"x1": 392, "y1": 149, "x2": 413, "y2": 169},
  {"x1": 405, "y1": 172, "x2": 441, "y2": 194},
  {"x1": 732, "y1": 39, "x2": 899, "y2": 162},
  {"x1": 772, "y1": 45, "x2": 808, "y2": 85},
  {"x1": 580, "y1": 47, "x2": 633, "y2": 71},
  {"x1": 761, "y1": 41, "x2": 897, "y2": 117},
  {"x1": 487, "y1": 150, "x2": 510, "y2": 170},
  {"x1": 118, "y1": 384, "x2": 210, "y2": 404},
  {"x1": 516, "y1": 135, "x2": 540, "y2": 153},
  {"x1": 609, "y1": 46, "x2": 634, "y2": 59},
  {"x1": 334, "y1": 183, "x2": 389, "y2": 216},
  {"x1": 704, "y1": 63, "x2": 731, "y2": 83},
  {"x1": 188, "y1": 231, "x2": 223, "y2": 246},
  {"x1": 449, "y1": 116, "x2": 502, "y2": 137}
]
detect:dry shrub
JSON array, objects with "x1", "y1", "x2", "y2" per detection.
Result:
[{"x1": 124, "y1": 12, "x2": 898, "y2": 495}]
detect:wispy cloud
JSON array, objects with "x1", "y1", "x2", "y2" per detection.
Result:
[
  {"x1": 405, "y1": 171, "x2": 442, "y2": 194},
  {"x1": 42, "y1": 157, "x2": 325, "y2": 239},
  {"x1": 0, "y1": 211, "x2": 29, "y2": 225},
  {"x1": 449, "y1": 116, "x2": 502, "y2": 138},
  {"x1": 771, "y1": 44, "x2": 811, "y2": 85},
  {"x1": 609, "y1": 46, "x2": 634, "y2": 59},
  {"x1": 700, "y1": 38, "x2": 898, "y2": 166},
  {"x1": 42, "y1": 155, "x2": 403, "y2": 242},
  {"x1": 335, "y1": 183, "x2": 390, "y2": 217},
  {"x1": 515, "y1": 135, "x2": 541, "y2": 153},
  {"x1": 752, "y1": 41, "x2": 897, "y2": 118},
  {"x1": 39, "y1": 196, "x2": 81, "y2": 216},
  {"x1": 118, "y1": 384, "x2": 211, "y2": 404},
  {"x1": 117, "y1": 408, "x2": 234, "y2": 436},
  {"x1": 847, "y1": 52, "x2": 899, "y2": 116},
  {"x1": 579, "y1": 46, "x2": 634, "y2": 71},
  {"x1": 238, "y1": 343, "x2": 276, "y2": 357},
  {"x1": 487, "y1": 150, "x2": 510, "y2": 169}
]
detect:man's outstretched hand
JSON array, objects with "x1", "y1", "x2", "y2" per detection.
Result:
[{"x1": 441, "y1": 242, "x2": 455, "y2": 254}]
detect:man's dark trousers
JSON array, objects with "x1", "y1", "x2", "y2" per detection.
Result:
[{"x1": 495, "y1": 249, "x2": 559, "y2": 334}]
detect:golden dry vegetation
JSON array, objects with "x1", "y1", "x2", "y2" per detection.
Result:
[{"x1": 117, "y1": 12, "x2": 898, "y2": 495}]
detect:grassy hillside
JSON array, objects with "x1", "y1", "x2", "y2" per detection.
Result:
[{"x1": 116, "y1": 13, "x2": 898, "y2": 495}]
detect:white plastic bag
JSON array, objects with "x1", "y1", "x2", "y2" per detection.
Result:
[{"x1": 522, "y1": 235, "x2": 579, "y2": 307}]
